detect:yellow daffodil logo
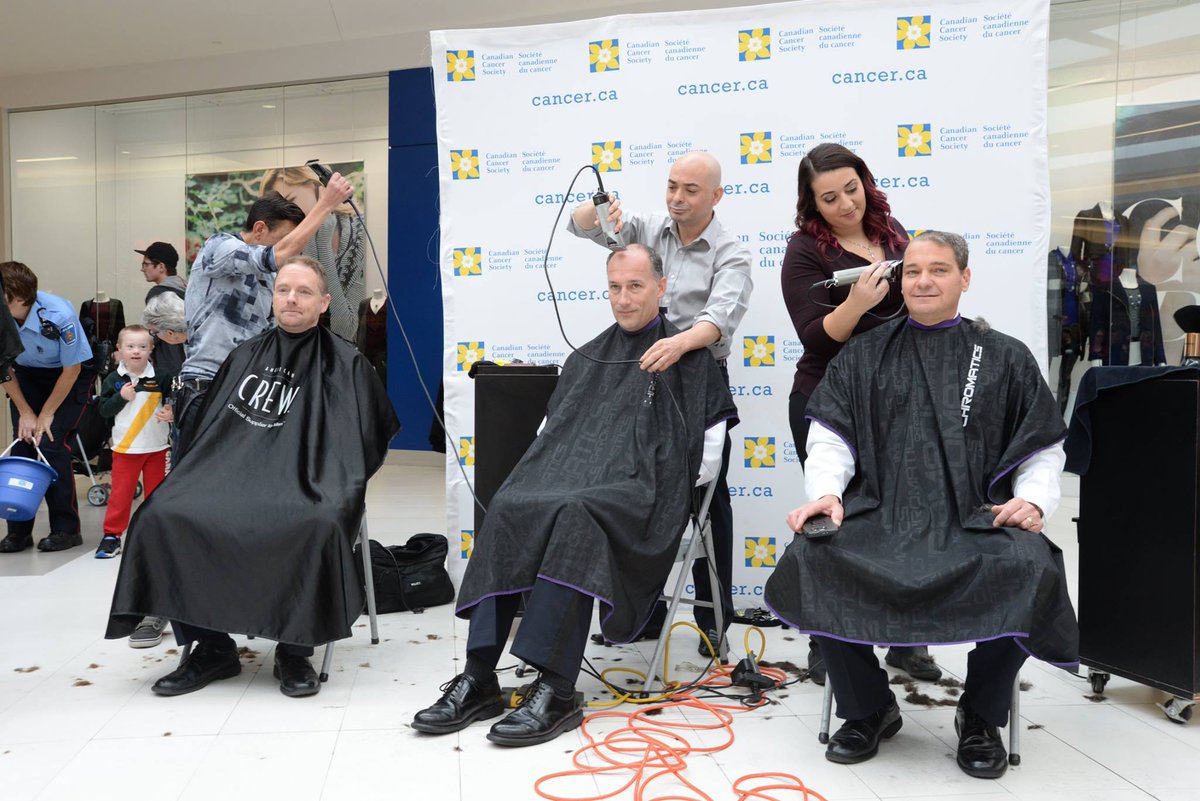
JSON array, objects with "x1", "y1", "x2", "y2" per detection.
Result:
[
  {"x1": 745, "y1": 537, "x2": 777, "y2": 568},
  {"x1": 458, "y1": 437, "x2": 475, "y2": 466},
  {"x1": 897, "y1": 124, "x2": 933, "y2": 157},
  {"x1": 896, "y1": 16, "x2": 931, "y2": 50},
  {"x1": 738, "y1": 28, "x2": 771, "y2": 61},
  {"x1": 743, "y1": 335, "x2": 775, "y2": 367},
  {"x1": 744, "y1": 436, "x2": 776, "y2": 468},
  {"x1": 591, "y1": 141, "x2": 622, "y2": 173},
  {"x1": 450, "y1": 149, "x2": 480, "y2": 180},
  {"x1": 456, "y1": 341, "x2": 485, "y2": 372},
  {"x1": 461, "y1": 530, "x2": 474, "y2": 559},
  {"x1": 453, "y1": 247, "x2": 483, "y2": 276},
  {"x1": 589, "y1": 39, "x2": 620, "y2": 73},
  {"x1": 446, "y1": 50, "x2": 476, "y2": 81},
  {"x1": 740, "y1": 131, "x2": 772, "y2": 165},
  {"x1": 907, "y1": 228, "x2": 927, "y2": 240}
]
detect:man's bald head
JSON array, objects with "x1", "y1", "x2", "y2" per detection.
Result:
[{"x1": 666, "y1": 151, "x2": 724, "y2": 235}]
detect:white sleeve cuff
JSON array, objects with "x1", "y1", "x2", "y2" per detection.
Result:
[
  {"x1": 804, "y1": 420, "x2": 855, "y2": 502},
  {"x1": 696, "y1": 420, "x2": 727, "y2": 486},
  {"x1": 1012, "y1": 442, "x2": 1066, "y2": 520}
]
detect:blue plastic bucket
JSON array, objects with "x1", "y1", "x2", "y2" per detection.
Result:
[{"x1": 0, "y1": 440, "x2": 58, "y2": 521}]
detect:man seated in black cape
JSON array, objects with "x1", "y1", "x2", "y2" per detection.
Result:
[
  {"x1": 106, "y1": 256, "x2": 399, "y2": 698},
  {"x1": 413, "y1": 243, "x2": 737, "y2": 747},
  {"x1": 764, "y1": 231, "x2": 1077, "y2": 779}
]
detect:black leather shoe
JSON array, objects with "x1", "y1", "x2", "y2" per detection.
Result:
[
  {"x1": 0, "y1": 533, "x2": 32, "y2": 553},
  {"x1": 486, "y1": 678, "x2": 583, "y2": 747},
  {"x1": 825, "y1": 694, "x2": 902, "y2": 764},
  {"x1": 807, "y1": 639, "x2": 827, "y2": 686},
  {"x1": 37, "y1": 531, "x2": 83, "y2": 552},
  {"x1": 151, "y1": 640, "x2": 241, "y2": 696},
  {"x1": 412, "y1": 672, "x2": 505, "y2": 734},
  {"x1": 885, "y1": 645, "x2": 942, "y2": 682},
  {"x1": 955, "y1": 695, "x2": 1008, "y2": 779},
  {"x1": 273, "y1": 652, "x2": 320, "y2": 697}
]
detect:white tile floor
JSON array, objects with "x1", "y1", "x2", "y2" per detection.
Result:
[{"x1": 0, "y1": 464, "x2": 1197, "y2": 801}]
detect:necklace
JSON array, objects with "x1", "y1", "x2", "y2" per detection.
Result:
[{"x1": 840, "y1": 238, "x2": 877, "y2": 260}]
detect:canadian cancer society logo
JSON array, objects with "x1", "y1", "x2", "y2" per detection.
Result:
[
  {"x1": 738, "y1": 28, "x2": 771, "y2": 61},
  {"x1": 446, "y1": 50, "x2": 476, "y2": 81},
  {"x1": 458, "y1": 436, "x2": 475, "y2": 466},
  {"x1": 589, "y1": 39, "x2": 620, "y2": 72},
  {"x1": 457, "y1": 341, "x2": 485, "y2": 372},
  {"x1": 906, "y1": 228, "x2": 927, "y2": 240},
  {"x1": 896, "y1": 16, "x2": 932, "y2": 50},
  {"x1": 450, "y1": 149, "x2": 480, "y2": 180},
  {"x1": 461, "y1": 530, "x2": 474, "y2": 559},
  {"x1": 740, "y1": 131, "x2": 772, "y2": 165},
  {"x1": 745, "y1": 537, "x2": 777, "y2": 568},
  {"x1": 743, "y1": 335, "x2": 775, "y2": 367},
  {"x1": 592, "y1": 141, "x2": 622, "y2": 172},
  {"x1": 897, "y1": 124, "x2": 933, "y2": 157},
  {"x1": 453, "y1": 247, "x2": 483, "y2": 276},
  {"x1": 744, "y1": 436, "x2": 776, "y2": 468}
]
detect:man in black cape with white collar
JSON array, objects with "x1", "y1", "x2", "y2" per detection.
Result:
[
  {"x1": 412, "y1": 243, "x2": 736, "y2": 747},
  {"x1": 764, "y1": 231, "x2": 1077, "y2": 779},
  {"x1": 106, "y1": 256, "x2": 399, "y2": 697}
]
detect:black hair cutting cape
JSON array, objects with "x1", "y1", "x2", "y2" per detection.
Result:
[
  {"x1": 764, "y1": 317, "x2": 1078, "y2": 666},
  {"x1": 456, "y1": 315, "x2": 737, "y2": 643},
  {"x1": 106, "y1": 325, "x2": 399, "y2": 647}
]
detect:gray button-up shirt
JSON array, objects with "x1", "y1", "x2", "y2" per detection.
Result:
[{"x1": 568, "y1": 211, "x2": 753, "y2": 361}]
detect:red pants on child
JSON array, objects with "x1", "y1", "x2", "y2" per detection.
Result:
[{"x1": 103, "y1": 450, "x2": 167, "y2": 536}]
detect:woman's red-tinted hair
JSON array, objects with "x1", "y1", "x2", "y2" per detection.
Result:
[{"x1": 793, "y1": 142, "x2": 908, "y2": 259}]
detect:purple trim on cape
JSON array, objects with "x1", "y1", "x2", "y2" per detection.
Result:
[
  {"x1": 907, "y1": 315, "x2": 962, "y2": 330},
  {"x1": 987, "y1": 435, "x2": 1068, "y2": 503},
  {"x1": 536, "y1": 573, "x2": 617, "y2": 628},
  {"x1": 761, "y1": 598, "x2": 1079, "y2": 669},
  {"x1": 707, "y1": 413, "x2": 738, "y2": 431},
  {"x1": 804, "y1": 415, "x2": 858, "y2": 462},
  {"x1": 621, "y1": 316, "x2": 663, "y2": 337}
]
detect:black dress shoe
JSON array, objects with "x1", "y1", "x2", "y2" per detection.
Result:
[
  {"x1": 151, "y1": 640, "x2": 241, "y2": 696},
  {"x1": 825, "y1": 694, "x2": 902, "y2": 764},
  {"x1": 697, "y1": 628, "x2": 725, "y2": 658},
  {"x1": 273, "y1": 652, "x2": 320, "y2": 697},
  {"x1": 37, "y1": 531, "x2": 83, "y2": 552},
  {"x1": 0, "y1": 533, "x2": 32, "y2": 553},
  {"x1": 807, "y1": 639, "x2": 827, "y2": 686},
  {"x1": 412, "y1": 672, "x2": 505, "y2": 734},
  {"x1": 955, "y1": 695, "x2": 1008, "y2": 779},
  {"x1": 486, "y1": 678, "x2": 583, "y2": 747},
  {"x1": 885, "y1": 645, "x2": 942, "y2": 681}
]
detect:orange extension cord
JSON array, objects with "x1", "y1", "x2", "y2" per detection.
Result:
[{"x1": 532, "y1": 637, "x2": 829, "y2": 801}]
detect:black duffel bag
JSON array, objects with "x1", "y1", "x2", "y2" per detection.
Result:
[{"x1": 353, "y1": 533, "x2": 456, "y2": 613}]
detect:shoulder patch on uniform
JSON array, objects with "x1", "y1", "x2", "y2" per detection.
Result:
[{"x1": 60, "y1": 322, "x2": 77, "y2": 344}]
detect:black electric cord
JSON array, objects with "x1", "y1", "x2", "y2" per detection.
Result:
[{"x1": 804, "y1": 280, "x2": 907, "y2": 321}]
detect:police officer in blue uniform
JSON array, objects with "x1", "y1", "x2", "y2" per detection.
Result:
[{"x1": 0, "y1": 262, "x2": 93, "y2": 553}]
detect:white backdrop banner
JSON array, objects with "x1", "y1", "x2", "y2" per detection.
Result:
[{"x1": 432, "y1": 0, "x2": 1049, "y2": 599}]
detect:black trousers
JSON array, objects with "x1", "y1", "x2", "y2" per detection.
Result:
[
  {"x1": 7, "y1": 366, "x2": 89, "y2": 538},
  {"x1": 173, "y1": 621, "x2": 314, "y2": 658},
  {"x1": 819, "y1": 636, "x2": 1028, "y2": 727},
  {"x1": 466, "y1": 579, "x2": 594, "y2": 684},
  {"x1": 692, "y1": 363, "x2": 734, "y2": 632},
  {"x1": 788, "y1": 390, "x2": 812, "y2": 468},
  {"x1": 172, "y1": 382, "x2": 209, "y2": 463}
]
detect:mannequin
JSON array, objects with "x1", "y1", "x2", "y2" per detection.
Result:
[
  {"x1": 79, "y1": 293, "x2": 126, "y2": 379},
  {"x1": 356, "y1": 291, "x2": 388, "y2": 385}
]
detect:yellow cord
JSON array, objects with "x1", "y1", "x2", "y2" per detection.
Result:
[{"x1": 583, "y1": 621, "x2": 766, "y2": 708}]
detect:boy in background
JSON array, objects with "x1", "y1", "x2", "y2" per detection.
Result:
[{"x1": 96, "y1": 325, "x2": 172, "y2": 561}]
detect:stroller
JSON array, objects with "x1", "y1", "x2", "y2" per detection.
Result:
[{"x1": 71, "y1": 392, "x2": 141, "y2": 507}]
